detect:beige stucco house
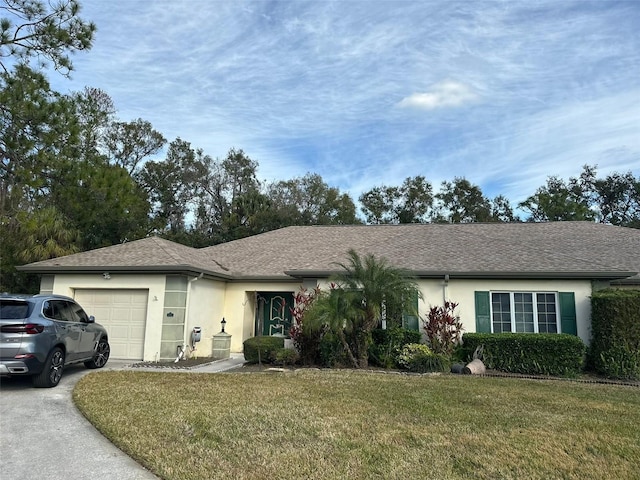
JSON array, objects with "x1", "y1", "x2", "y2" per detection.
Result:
[{"x1": 18, "y1": 222, "x2": 640, "y2": 361}]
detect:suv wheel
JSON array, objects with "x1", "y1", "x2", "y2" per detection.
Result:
[
  {"x1": 84, "y1": 338, "x2": 110, "y2": 369},
  {"x1": 33, "y1": 347, "x2": 65, "y2": 388}
]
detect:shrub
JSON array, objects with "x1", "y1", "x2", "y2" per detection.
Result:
[
  {"x1": 397, "y1": 343, "x2": 450, "y2": 373},
  {"x1": 319, "y1": 331, "x2": 349, "y2": 368},
  {"x1": 272, "y1": 348, "x2": 300, "y2": 367},
  {"x1": 461, "y1": 333, "x2": 586, "y2": 377},
  {"x1": 243, "y1": 336, "x2": 284, "y2": 364},
  {"x1": 596, "y1": 345, "x2": 640, "y2": 380},
  {"x1": 590, "y1": 289, "x2": 640, "y2": 380},
  {"x1": 409, "y1": 353, "x2": 451, "y2": 373},
  {"x1": 369, "y1": 327, "x2": 423, "y2": 368},
  {"x1": 397, "y1": 343, "x2": 432, "y2": 367},
  {"x1": 292, "y1": 325, "x2": 324, "y2": 366},
  {"x1": 289, "y1": 286, "x2": 323, "y2": 365},
  {"x1": 450, "y1": 344, "x2": 468, "y2": 364},
  {"x1": 422, "y1": 301, "x2": 463, "y2": 356}
]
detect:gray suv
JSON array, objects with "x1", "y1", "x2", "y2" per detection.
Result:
[{"x1": 0, "y1": 294, "x2": 110, "y2": 387}]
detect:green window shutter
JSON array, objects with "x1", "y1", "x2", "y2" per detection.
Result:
[
  {"x1": 402, "y1": 292, "x2": 420, "y2": 331},
  {"x1": 474, "y1": 291, "x2": 491, "y2": 333},
  {"x1": 558, "y1": 292, "x2": 577, "y2": 336}
]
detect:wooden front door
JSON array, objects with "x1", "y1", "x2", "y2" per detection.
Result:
[{"x1": 257, "y1": 292, "x2": 293, "y2": 337}]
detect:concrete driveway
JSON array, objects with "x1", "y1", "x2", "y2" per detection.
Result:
[
  {"x1": 0, "y1": 355, "x2": 246, "y2": 479},
  {"x1": 0, "y1": 361, "x2": 158, "y2": 480}
]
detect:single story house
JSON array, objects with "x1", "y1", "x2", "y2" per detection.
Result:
[{"x1": 18, "y1": 222, "x2": 640, "y2": 361}]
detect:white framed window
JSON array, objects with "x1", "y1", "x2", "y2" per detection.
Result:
[{"x1": 490, "y1": 292, "x2": 559, "y2": 334}]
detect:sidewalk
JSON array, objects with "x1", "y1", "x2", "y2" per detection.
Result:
[{"x1": 189, "y1": 353, "x2": 246, "y2": 372}]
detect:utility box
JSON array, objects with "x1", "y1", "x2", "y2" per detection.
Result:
[
  {"x1": 192, "y1": 327, "x2": 202, "y2": 344},
  {"x1": 212, "y1": 332, "x2": 231, "y2": 360}
]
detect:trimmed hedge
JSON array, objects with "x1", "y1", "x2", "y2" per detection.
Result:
[
  {"x1": 243, "y1": 336, "x2": 284, "y2": 363},
  {"x1": 461, "y1": 333, "x2": 586, "y2": 377},
  {"x1": 591, "y1": 289, "x2": 640, "y2": 380},
  {"x1": 595, "y1": 344, "x2": 640, "y2": 380}
]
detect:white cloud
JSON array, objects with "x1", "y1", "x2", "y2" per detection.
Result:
[
  {"x1": 44, "y1": 0, "x2": 640, "y2": 215},
  {"x1": 398, "y1": 81, "x2": 479, "y2": 110}
]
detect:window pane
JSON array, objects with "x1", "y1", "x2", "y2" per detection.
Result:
[
  {"x1": 165, "y1": 275, "x2": 188, "y2": 291},
  {"x1": 0, "y1": 300, "x2": 32, "y2": 319},
  {"x1": 162, "y1": 307, "x2": 185, "y2": 326},
  {"x1": 514, "y1": 293, "x2": 533, "y2": 333},
  {"x1": 501, "y1": 295, "x2": 510, "y2": 310},
  {"x1": 492, "y1": 293, "x2": 511, "y2": 333},
  {"x1": 66, "y1": 301, "x2": 89, "y2": 322},
  {"x1": 49, "y1": 301, "x2": 68, "y2": 321},
  {"x1": 164, "y1": 292, "x2": 187, "y2": 307},
  {"x1": 537, "y1": 293, "x2": 558, "y2": 333}
]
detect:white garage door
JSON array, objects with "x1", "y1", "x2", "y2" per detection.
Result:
[{"x1": 75, "y1": 289, "x2": 148, "y2": 360}]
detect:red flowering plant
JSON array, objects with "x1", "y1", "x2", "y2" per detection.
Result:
[
  {"x1": 289, "y1": 286, "x2": 321, "y2": 361},
  {"x1": 422, "y1": 301, "x2": 463, "y2": 356}
]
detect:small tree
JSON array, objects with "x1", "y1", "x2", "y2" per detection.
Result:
[
  {"x1": 303, "y1": 286, "x2": 364, "y2": 368},
  {"x1": 304, "y1": 250, "x2": 422, "y2": 368},
  {"x1": 422, "y1": 301, "x2": 463, "y2": 356}
]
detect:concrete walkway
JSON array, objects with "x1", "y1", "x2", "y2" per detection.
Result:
[
  {"x1": 121, "y1": 353, "x2": 246, "y2": 373},
  {"x1": 0, "y1": 354, "x2": 246, "y2": 480}
]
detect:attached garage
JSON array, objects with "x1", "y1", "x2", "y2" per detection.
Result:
[{"x1": 74, "y1": 289, "x2": 149, "y2": 360}]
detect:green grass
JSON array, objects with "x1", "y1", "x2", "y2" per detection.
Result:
[{"x1": 73, "y1": 370, "x2": 640, "y2": 480}]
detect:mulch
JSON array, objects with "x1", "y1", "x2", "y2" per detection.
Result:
[{"x1": 130, "y1": 357, "x2": 218, "y2": 369}]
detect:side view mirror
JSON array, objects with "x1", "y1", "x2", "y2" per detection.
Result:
[{"x1": 87, "y1": 315, "x2": 96, "y2": 323}]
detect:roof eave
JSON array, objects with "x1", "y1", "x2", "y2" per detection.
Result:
[
  {"x1": 610, "y1": 277, "x2": 640, "y2": 285},
  {"x1": 285, "y1": 269, "x2": 639, "y2": 281},
  {"x1": 16, "y1": 264, "x2": 233, "y2": 281},
  {"x1": 283, "y1": 270, "x2": 339, "y2": 279},
  {"x1": 229, "y1": 274, "x2": 301, "y2": 283},
  {"x1": 414, "y1": 270, "x2": 639, "y2": 280},
  {"x1": 17, "y1": 264, "x2": 638, "y2": 284}
]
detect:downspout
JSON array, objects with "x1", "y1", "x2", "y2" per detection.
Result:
[
  {"x1": 176, "y1": 273, "x2": 203, "y2": 362},
  {"x1": 443, "y1": 274, "x2": 450, "y2": 304}
]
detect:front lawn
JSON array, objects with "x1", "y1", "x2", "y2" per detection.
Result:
[{"x1": 73, "y1": 370, "x2": 640, "y2": 480}]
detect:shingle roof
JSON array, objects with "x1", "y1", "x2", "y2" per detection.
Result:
[
  {"x1": 20, "y1": 222, "x2": 640, "y2": 283},
  {"x1": 202, "y1": 222, "x2": 640, "y2": 281},
  {"x1": 19, "y1": 236, "x2": 231, "y2": 278}
]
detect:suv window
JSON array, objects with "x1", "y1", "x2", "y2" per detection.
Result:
[
  {"x1": 43, "y1": 300, "x2": 71, "y2": 321},
  {"x1": 0, "y1": 300, "x2": 33, "y2": 319},
  {"x1": 67, "y1": 301, "x2": 89, "y2": 323}
]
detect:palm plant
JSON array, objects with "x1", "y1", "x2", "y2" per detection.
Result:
[
  {"x1": 303, "y1": 287, "x2": 364, "y2": 368},
  {"x1": 16, "y1": 206, "x2": 80, "y2": 262},
  {"x1": 306, "y1": 249, "x2": 421, "y2": 368}
]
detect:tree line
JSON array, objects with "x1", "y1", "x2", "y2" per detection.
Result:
[
  {"x1": 1, "y1": 1, "x2": 639, "y2": 293},
  {"x1": 359, "y1": 167, "x2": 639, "y2": 227}
]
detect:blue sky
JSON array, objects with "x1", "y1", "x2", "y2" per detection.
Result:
[{"x1": 48, "y1": 0, "x2": 640, "y2": 212}]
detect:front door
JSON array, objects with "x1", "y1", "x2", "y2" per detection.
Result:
[{"x1": 257, "y1": 293, "x2": 293, "y2": 337}]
